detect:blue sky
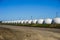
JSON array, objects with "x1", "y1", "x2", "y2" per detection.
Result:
[{"x1": 0, "y1": 0, "x2": 60, "y2": 21}]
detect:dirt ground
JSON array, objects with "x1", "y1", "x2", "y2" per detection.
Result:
[{"x1": 0, "y1": 25, "x2": 60, "y2": 40}]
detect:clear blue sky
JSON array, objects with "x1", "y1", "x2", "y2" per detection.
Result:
[{"x1": 0, "y1": 0, "x2": 60, "y2": 21}]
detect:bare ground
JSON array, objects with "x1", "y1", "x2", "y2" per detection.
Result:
[{"x1": 0, "y1": 25, "x2": 60, "y2": 40}]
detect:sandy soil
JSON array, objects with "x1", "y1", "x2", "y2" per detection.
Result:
[{"x1": 0, "y1": 25, "x2": 60, "y2": 40}]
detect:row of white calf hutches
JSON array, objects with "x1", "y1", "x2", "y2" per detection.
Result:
[
  {"x1": 24, "y1": 20, "x2": 29, "y2": 24},
  {"x1": 53, "y1": 17, "x2": 60, "y2": 24},
  {"x1": 14, "y1": 21, "x2": 18, "y2": 23},
  {"x1": 37, "y1": 19, "x2": 44, "y2": 24},
  {"x1": 44, "y1": 18, "x2": 52, "y2": 24},
  {"x1": 28, "y1": 20, "x2": 33, "y2": 24},
  {"x1": 16, "y1": 20, "x2": 21, "y2": 23},
  {"x1": 2, "y1": 17, "x2": 60, "y2": 24},
  {"x1": 32, "y1": 19, "x2": 38, "y2": 24},
  {"x1": 20, "y1": 20, "x2": 25, "y2": 24}
]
